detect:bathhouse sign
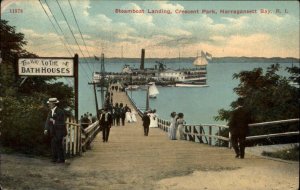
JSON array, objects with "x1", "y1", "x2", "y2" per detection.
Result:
[{"x1": 18, "y1": 58, "x2": 74, "y2": 76}]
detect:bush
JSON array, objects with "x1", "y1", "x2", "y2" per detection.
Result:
[{"x1": 1, "y1": 96, "x2": 51, "y2": 155}]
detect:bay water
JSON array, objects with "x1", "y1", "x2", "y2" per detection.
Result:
[{"x1": 78, "y1": 58, "x2": 294, "y2": 126}]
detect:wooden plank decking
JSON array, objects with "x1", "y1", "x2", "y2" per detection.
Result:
[
  {"x1": 65, "y1": 88, "x2": 299, "y2": 189},
  {"x1": 1, "y1": 87, "x2": 298, "y2": 190}
]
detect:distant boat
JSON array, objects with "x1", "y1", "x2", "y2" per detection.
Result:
[
  {"x1": 175, "y1": 83, "x2": 209, "y2": 87},
  {"x1": 119, "y1": 51, "x2": 211, "y2": 88},
  {"x1": 148, "y1": 82, "x2": 159, "y2": 98},
  {"x1": 193, "y1": 51, "x2": 209, "y2": 66},
  {"x1": 126, "y1": 85, "x2": 139, "y2": 90},
  {"x1": 174, "y1": 51, "x2": 210, "y2": 87}
]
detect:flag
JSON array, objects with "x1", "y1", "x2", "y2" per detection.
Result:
[{"x1": 94, "y1": 55, "x2": 99, "y2": 61}]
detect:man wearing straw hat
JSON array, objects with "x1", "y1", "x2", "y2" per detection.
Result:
[{"x1": 44, "y1": 97, "x2": 67, "y2": 163}]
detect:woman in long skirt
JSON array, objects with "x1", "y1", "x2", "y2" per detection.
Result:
[
  {"x1": 168, "y1": 112, "x2": 177, "y2": 140},
  {"x1": 177, "y1": 113, "x2": 185, "y2": 140},
  {"x1": 131, "y1": 110, "x2": 137, "y2": 122},
  {"x1": 125, "y1": 109, "x2": 132, "y2": 123}
]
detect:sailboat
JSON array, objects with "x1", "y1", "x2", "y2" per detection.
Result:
[
  {"x1": 148, "y1": 82, "x2": 159, "y2": 98},
  {"x1": 193, "y1": 51, "x2": 209, "y2": 66}
]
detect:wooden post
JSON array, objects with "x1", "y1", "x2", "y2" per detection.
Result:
[
  {"x1": 209, "y1": 126, "x2": 212, "y2": 145},
  {"x1": 74, "y1": 54, "x2": 79, "y2": 121},
  {"x1": 100, "y1": 53, "x2": 105, "y2": 108},
  {"x1": 228, "y1": 132, "x2": 231, "y2": 148},
  {"x1": 140, "y1": 49, "x2": 145, "y2": 70},
  {"x1": 146, "y1": 85, "x2": 149, "y2": 111},
  {"x1": 199, "y1": 126, "x2": 203, "y2": 143},
  {"x1": 93, "y1": 82, "x2": 99, "y2": 118},
  {"x1": 79, "y1": 123, "x2": 82, "y2": 155},
  {"x1": 193, "y1": 125, "x2": 198, "y2": 142},
  {"x1": 218, "y1": 127, "x2": 221, "y2": 146}
]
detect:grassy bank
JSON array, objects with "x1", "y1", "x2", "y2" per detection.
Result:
[{"x1": 262, "y1": 145, "x2": 299, "y2": 161}]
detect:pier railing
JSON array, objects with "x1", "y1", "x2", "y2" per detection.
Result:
[
  {"x1": 126, "y1": 92, "x2": 298, "y2": 147},
  {"x1": 157, "y1": 118, "x2": 230, "y2": 147},
  {"x1": 65, "y1": 117, "x2": 101, "y2": 157},
  {"x1": 125, "y1": 90, "x2": 144, "y2": 117},
  {"x1": 184, "y1": 124, "x2": 230, "y2": 147},
  {"x1": 81, "y1": 120, "x2": 101, "y2": 151},
  {"x1": 246, "y1": 118, "x2": 299, "y2": 145}
]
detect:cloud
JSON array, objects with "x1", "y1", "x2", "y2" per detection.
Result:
[{"x1": 3, "y1": 0, "x2": 299, "y2": 58}]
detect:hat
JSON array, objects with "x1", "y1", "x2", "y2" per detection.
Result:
[
  {"x1": 170, "y1": 112, "x2": 177, "y2": 118},
  {"x1": 47, "y1": 97, "x2": 59, "y2": 104}
]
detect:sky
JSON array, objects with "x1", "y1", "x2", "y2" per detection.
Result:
[{"x1": 1, "y1": 0, "x2": 299, "y2": 58}]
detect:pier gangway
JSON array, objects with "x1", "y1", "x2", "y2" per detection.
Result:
[{"x1": 63, "y1": 82, "x2": 299, "y2": 159}]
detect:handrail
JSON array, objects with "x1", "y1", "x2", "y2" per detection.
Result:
[
  {"x1": 125, "y1": 90, "x2": 144, "y2": 117},
  {"x1": 247, "y1": 118, "x2": 299, "y2": 142},
  {"x1": 81, "y1": 120, "x2": 101, "y2": 151},
  {"x1": 246, "y1": 131, "x2": 299, "y2": 140},
  {"x1": 248, "y1": 118, "x2": 299, "y2": 127},
  {"x1": 157, "y1": 118, "x2": 230, "y2": 147},
  {"x1": 65, "y1": 117, "x2": 101, "y2": 156},
  {"x1": 126, "y1": 92, "x2": 299, "y2": 148}
]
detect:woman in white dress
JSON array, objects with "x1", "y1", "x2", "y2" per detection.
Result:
[
  {"x1": 125, "y1": 108, "x2": 132, "y2": 123},
  {"x1": 177, "y1": 113, "x2": 185, "y2": 140},
  {"x1": 168, "y1": 112, "x2": 177, "y2": 140},
  {"x1": 149, "y1": 109, "x2": 158, "y2": 128},
  {"x1": 131, "y1": 110, "x2": 137, "y2": 122}
]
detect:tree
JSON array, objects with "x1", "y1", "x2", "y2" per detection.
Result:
[
  {"x1": 215, "y1": 64, "x2": 299, "y2": 146},
  {"x1": 0, "y1": 20, "x2": 74, "y2": 154}
]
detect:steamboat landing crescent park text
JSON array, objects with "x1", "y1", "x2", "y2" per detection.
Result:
[{"x1": 115, "y1": 8, "x2": 288, "y2": 15}]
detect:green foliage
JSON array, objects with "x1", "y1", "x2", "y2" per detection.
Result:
[
  {"x1": 286, "y1": 65, "x2": 300, "y2": 85},
  {"x1": 1, "y1": 96, "x2": 50, "y2": 154},
  {"x1": 0, "y1": 20, "x2": 74, "y2": 155},
  {"x1": 215, "y1": 64, "x2": 299, "y2": 146}
]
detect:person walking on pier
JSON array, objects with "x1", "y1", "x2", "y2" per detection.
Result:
[
  {"x1": 100, "y1": 107, "x2": 113, "y2": 142},
  {"x1": 44, "y1": 98, "x2": 67, "y2": 163},
  {"x1": 142, "y1": 111, "x2": 151, "y2": 136},
  {"x1": 120, "y1": 103, "x2": 126, "y2": 126},
  {"x1": 114, "y1": 103, "x2": 120, "y2": 126},
  {"x1": 228, "y1": 105, "x2": 251, "y2": 159}
]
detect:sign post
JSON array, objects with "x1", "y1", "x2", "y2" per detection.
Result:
[{"x1": 74, "y1": 54, "x2": 78, "y2": 121}]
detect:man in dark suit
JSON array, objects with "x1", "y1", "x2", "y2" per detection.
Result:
[
  {"x1": 100, "y1": 107, "x2": 113, "y2": 142},
  {"x1": 142, "y1": 111, "x2": 151, "y2": 136},
  {"x1": 229, "y1": 106, "x2": 251, "y2": 159},
  {"x1": 44, "y1": 97, "x2": 67, "y2": 163},
  {"x1": 120, "y1": 103, "x2": 126, "y2": 126}
]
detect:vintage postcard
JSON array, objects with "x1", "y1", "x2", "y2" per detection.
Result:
[{"x1": 0, "y1": 0, "x2": 299, "y2": 189}]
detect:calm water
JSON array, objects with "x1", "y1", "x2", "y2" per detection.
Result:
[{"x1": 78, "y1": 59, "x2": 293, "y2": 125}]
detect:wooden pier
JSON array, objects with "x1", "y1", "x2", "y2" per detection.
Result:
[{"x1": 1, "y1": 84, "x2": 299, "y2": 189}]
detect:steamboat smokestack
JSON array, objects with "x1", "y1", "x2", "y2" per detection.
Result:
[{"x1": 140, "y1": 49, "x2": 145, "y2": 70}]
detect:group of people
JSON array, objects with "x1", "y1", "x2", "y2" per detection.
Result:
[
  {"x1": 110, "y1": 84, "x2": 125, "y2": 92},
  {"x1": 80, "y1": 112, "x2": 95, "y2": 129},
  {"x1": 168, "y1": 112, "x2": 185, "y2": 140},
  {"x1": 43, "y1": 95, "x2": 250, "y2": 164},
  {"x1": 125, "y1": 107, "x2": 137, "y2": 123}
]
